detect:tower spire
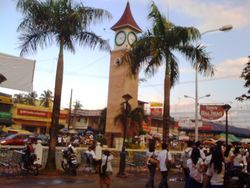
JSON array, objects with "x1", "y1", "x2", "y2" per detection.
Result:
[{"x1": 111, "y1": 2, "x2": 142, "y2": 33}]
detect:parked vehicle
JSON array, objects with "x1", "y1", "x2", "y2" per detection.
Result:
[
  {"x1": 61, "y1": 145, "x2": 79, "y2": 176},
  {"x1": 0, "y1": 134, "x2": 30, "y2": 145}
]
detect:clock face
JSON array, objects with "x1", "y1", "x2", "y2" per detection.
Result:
[
  {"x1": 115, "y1": 31, "x2": 126, "y2": 46},
  {"x1": 128, "y1": 32, "x2": 137, "y2": 45}
]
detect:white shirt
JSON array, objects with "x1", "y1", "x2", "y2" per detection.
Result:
[
  {"x1": 86, "y1": 150, "x2": 96, "y2": 159},
  {"x1": 146, "y1": 151, "x2": 158, "y2": 165},
  {"x1": 187, "y1": 158, "x2": 204, "y2": 183},
  {"x1": 101, "y1": 154, "x2": 113, "y2": 172},
  {"x1": 206, "y1": 163, "x2": 225, "y2": 185},
  {"x1": 232, "y1": 153, "x2": 243, "y2": 167},
  {"x1": 157, "y1": 150, "x2": 171, "y2": 172}
]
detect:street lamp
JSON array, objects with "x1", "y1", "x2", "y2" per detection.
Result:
[
  {"x1": 118, "y1": 93, "x2": 132, "y2": 177},
  {"x1": 184, "y1": 94, "x2": 210, "y2": 139},
  {"x1": 194, "y1": 25, "x2": 233, "y2": 142},
  {"x1": 222, "y1": 104, "x2": 231, "y2": 147}
]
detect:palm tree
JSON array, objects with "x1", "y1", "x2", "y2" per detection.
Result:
[
  {"x1": 73, "y1": 100, "x2": 82, "y2": 110},
  {"x1": 40, "y1": 89, "x2": 53, "y2": 107},
  {"x1": 72, "y1": 100, "x2": 82, "y2": 129},
  {"x1": 236, "y1": 56, "x2": 250, "y2": 101},
  {"x1": 115, "y1": 103, "x2": 147, "y2": 139},
  {"x1": 24, "y1": 91, "x2": 38, "y2": 105},
  {"x1": 124, "y1": 2, "x2": 214, "y2": 143},
  {"x1": 13, "y1": 93, "x2": 26, "y2": 104},
  {"x1": 17, "y1": 0, "x2": 111, "y2": 171}
]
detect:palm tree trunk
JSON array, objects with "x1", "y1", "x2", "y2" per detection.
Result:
[
  {"x1": 45, "y1": 38, "x2": 64, "y2": 171},
  {"x1": 163, "y1": 64, "x2": 171, "y2": 143}
]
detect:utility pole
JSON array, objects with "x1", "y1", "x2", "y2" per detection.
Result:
[{"x1": 68, "y1": 89, "x2": 73, "y2": 129}]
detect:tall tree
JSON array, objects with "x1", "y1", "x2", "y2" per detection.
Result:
[
  {"x1": 13, "y1": 93, "x2": 26, "y2": 104},
  {"x1": 40, "y1": 89, "x2": 53, "y2": 107},
  {"x1": 236, "y1": 56, "x2": 250, "y2": 101},
  {"x1": 115, "y1": 103, "x2": 147, "y2": 138},
  {"x1": 73, "y1": 100, "x2": 82, "y2": 110},
  {"x1": 24, "y1": 91, "x2": 38, "y2": 105},
  {"x1": 72, "y1": 99, "x2": 82, "y2": 129},
  {"x1": 124, "y1": 1, "x2": 214, "y2": 143},
  {"x1": 17, "y1": 0, "x2": 111, "y2": 171}
]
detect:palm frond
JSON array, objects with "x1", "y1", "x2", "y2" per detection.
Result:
[{"x1": 76, "y1": 31, "x2": 110, "y2": 50}]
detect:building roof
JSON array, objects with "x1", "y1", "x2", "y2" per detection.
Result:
[
  {"x1": 179, "y1": 121, "x2": 250, "y2": 138},
  {"x1": 111, "y1": 2, "x2": 142, "y2": 33}
]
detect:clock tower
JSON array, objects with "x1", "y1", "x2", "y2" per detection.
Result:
[{"x1": 105, "y1": 2, "x2": 142, "y2": 146}]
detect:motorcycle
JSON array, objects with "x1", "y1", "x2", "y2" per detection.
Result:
[
  {"x1": 61, "y1": 145, "x2": 79, "y2": 176},
  {"x1": 18, "y1": 149, "x2": 39, "y2": 176}
]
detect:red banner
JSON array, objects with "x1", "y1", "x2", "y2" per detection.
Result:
[
  {"x1": 17, "y1": 108, "x2": 67, "y2": 119},
  {"x1": 150, "y1": 108, "x2": 162, "y2": 116},
  {"x1": 200, "y1": 105, "x2": 224, "y2": 120}
]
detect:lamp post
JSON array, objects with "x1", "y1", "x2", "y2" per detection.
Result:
[
  {"x1": 118, "y1": 93, "x2": 132, "y2": 177},
  {"x1": 194, "y1": 25, "x2": 233, "y2": 142},
  {"x1": 184, "y1": 94, "x2": 210, "y2": 139},
  {"x1": 222, "y1": 104, "x2": 231, "y2": 147}
]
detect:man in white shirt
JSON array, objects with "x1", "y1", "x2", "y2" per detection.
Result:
[{"x1": 157, "y1": 143, "x2": 172, "y2": 188}]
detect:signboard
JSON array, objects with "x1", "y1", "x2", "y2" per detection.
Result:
[
  {"x1": 0, "y1": 53, "x2": 35, "y2": 92},
  {"x1": 150, "y1": 108, "x2": 163, "y2": 116},
  {"x1": 200, "y1": 105, "x2": 224, "y2": 120},
  {"x1": 17, "y1": 108, "x2": 67, "y2": 119},
  {"x1": 150, "y1": 102, "x2": 163, "y2": 107}
]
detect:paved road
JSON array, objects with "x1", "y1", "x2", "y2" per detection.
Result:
[{"x1": 0, "y1": 169, "x2": 184, "y2": 188}]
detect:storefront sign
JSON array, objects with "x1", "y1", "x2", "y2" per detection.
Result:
[
  {"x1": 150, "y1": 102, "x2": 163, "y2": 107},
  {"x1": 17, "y1": 108, "x2": 67, "y2": 119},
  {"x1": 200, "y1": 105, "x2": 224, "y2": 120},
  {"x1": 18, "y1": 109, "x2": 48, "y2": 117},
  {"x1": 150, "y1": 108, "x2": 162, "y2": 116}
]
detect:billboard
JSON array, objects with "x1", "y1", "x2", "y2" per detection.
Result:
[
  {"x1": 0, "y1": 53, "x2": 35, "y2": 92},
  {"x1": 200, "y1": 105, "x2": 225, "y2": 120}
]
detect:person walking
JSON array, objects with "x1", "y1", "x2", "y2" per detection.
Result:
[
  {"x1": 205, "y1": 147, "x2": 225, "y2": 188},
  {"x1": 186, "y1": 147, "x2": 204, "y2": 188},
  {"x1": 157, "y1": 142, "x2": 172, "y2": 188},
  {"x1": 182, "y1": 140, "x2": 193, "y2": 188},
  {"x1": 99, "y1": 146, "x2": 113, "y2": 188},
  {"x1": 145, "y1": 141, "x2": 158, "y2": 188}
]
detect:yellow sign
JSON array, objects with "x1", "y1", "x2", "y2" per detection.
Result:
[
  {"x1": 150, "y1": 102, "x2": 163, "y2": 107},
  {"x1": 0, "y1": 96, "x2": 12, "y2": 104}
]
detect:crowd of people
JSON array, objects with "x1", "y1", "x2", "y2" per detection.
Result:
[
  {"x1": 57, "y1": 133, "x2": 95, "y2": 147},
  {"x1": 144, "y1": 140, "x2": 250, "y2": 188},
  {"x1": 181, "y1": 140, "x2": 250, "y2": 188}
]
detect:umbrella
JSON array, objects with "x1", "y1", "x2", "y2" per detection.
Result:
[
  {"x1": 59, "y1": 128, "x2": 69, "y2": 133},
  {"x1": 68, "y1": 129, "x2": 77, "y2": 134},
  {"x1": 240, "y1": 138, "x2": 250, "y2": 143}
]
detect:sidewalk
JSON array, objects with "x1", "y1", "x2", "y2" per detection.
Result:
[{"x1": 0, "y1": 167, "x2": 185, "y2": 188}]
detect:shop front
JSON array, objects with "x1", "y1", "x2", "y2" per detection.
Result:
[{"x1": 12, "y1": 103, "x2": 67, "y2": 134}]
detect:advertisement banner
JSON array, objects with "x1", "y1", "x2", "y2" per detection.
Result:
[
  {"x1": 200, "y1": 105, "x2": 224, "y2": 120},
  {"x1": 150, "y1": 108, "x2": 163, "y2": 116}
]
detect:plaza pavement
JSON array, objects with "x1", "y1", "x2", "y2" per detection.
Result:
[{"x1": 0, "y1": 167, "x2": 185, "y2": 188}]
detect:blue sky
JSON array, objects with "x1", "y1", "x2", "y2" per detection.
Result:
[{"x1": 1, "y1": 0, "x2": 250, "y2": 127}]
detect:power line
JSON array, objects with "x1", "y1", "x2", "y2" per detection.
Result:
[{"x1": 139, "y1": 74, "x2": 241, "y2": 87}]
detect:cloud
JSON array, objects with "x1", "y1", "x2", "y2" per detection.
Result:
[
  {"x1": 161, "y1": 0, "x2": 250, "y2": 30},
  {"x1": 215, "y1": 57, "x2": 248, "y2": 78}
]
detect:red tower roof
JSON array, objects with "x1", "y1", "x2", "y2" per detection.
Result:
[{"x1": 111, "y1": 2, "x2": 142, "y2": 33}]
